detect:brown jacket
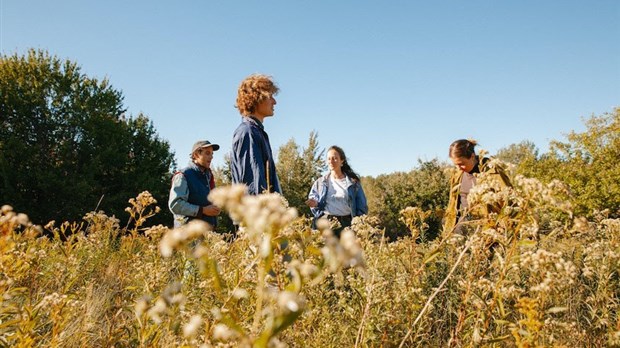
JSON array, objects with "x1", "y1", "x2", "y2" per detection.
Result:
[{"x1": 443, "y1": 157, "x2": 512, "y2": 234}]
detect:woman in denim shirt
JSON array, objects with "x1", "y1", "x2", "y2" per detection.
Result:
[{"x1": 306, "y1": 146, "x2": 368, "y2": 237}]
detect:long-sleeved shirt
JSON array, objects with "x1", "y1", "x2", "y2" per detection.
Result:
[
  {"x1": 168, "y1": 161, "x2": 217, "y2": 227},
  {"x1": 231, "y1": 116, "x2": 281, "y2": 195}
]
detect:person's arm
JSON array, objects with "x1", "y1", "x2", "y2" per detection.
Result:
[
  {"x1": 355, "y1": 182, "x2": 369, "y2": 216},
  {"x1": 307, "y1": 178, "x2": 325, "y2": 218},
  {"x1": 168, "y1": 173, "x2": 201, "y2": 217},
  {"x1": 443, "y1": 169, "x2": 462, "y2": 234}
]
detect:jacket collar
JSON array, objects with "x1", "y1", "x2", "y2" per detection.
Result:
[
  {"x1": 189, "y1": 161, "x2": 209, "y2": 174},
  {"x1": 467, "y1": 156, "x2": 481, "y2": 174},
  {"x1": 323, "y1": 172, "x2": 354, "y2": 186},
  {"x1": 244, "y1": 116, "x2": 265, "y2": 131}
]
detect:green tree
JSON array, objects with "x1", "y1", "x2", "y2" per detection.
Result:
[
  {"x1": 496, "y1": 140, "x2": 539, "y2": 167},
  {"x1": 527, "y1": 109, "x2": 620, "y2": 217},
  {"x1": 0, "y1": 49, "x2": 175, "y2": 226},
  {"x1": 276, "y1": 131, "x2": 325, "y2": 216},
  {"x1": 212, "y1": 152, "x2": 232, "y2": 187},
  {"x1": 362, "y1": 159, "x2": 450, "y2": 240}
]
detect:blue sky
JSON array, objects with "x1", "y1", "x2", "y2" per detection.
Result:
[{"x1": 2, "y1": 1, "x2": 619, "y2": 177}]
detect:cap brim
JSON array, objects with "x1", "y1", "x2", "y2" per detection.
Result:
[{"x1": 200, "y1": 144, "x2": 220, "y2": 151}]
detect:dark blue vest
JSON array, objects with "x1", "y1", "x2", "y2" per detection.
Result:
[{"x1": 180, "y1": 163, "x2": 217, "y2": 227}]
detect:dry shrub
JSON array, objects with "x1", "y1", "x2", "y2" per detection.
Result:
[{"x1": 1, "y1": 175, "x2": 619, "y2": 347}]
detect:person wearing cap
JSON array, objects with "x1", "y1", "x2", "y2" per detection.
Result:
[
  {"x1": 168, "y1": 140, "x2": 221, "y2": 228},
  {"x1": 231, "y1": 74, "x2": 281, "y2": 195},
  {"x1": 305, "y1": 145, "x2": 368, "y2": 237}
]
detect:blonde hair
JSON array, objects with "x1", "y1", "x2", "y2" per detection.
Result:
[
  {"x1": 449, "y1": 139, "x2": 478, "y2": 159},
  {"x1": 235, "y1": 74, "x2": 279, "y2": 116}
]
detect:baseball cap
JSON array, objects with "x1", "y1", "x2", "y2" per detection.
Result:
[{"x1": 191, "y1": 140, "x2": 220, "y2": 155}]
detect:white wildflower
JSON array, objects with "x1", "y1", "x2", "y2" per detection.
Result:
[
  {"x1": 277, "y1": 291, "x2": 305, "y2": 314},
  {"x1": 183, "y1": 314, "x2": 202, "y2": 338},
  {"x1": 232, "y1": 288, "x2": 249, "y2": 300},
  {"x1": 213, "y1": 323, "x2": 237, "y2": 341}
]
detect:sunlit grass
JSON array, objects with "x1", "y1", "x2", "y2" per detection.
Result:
[{"x1": 1, "y1": 165, "x2": 619, "y2": 347}]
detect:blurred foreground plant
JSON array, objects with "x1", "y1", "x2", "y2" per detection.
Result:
[{"x1": 143, "y1": 184, "x2": 367, "y2": 347}]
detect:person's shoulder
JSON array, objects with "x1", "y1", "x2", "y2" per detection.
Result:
[
  {"x1": 176, "y1": 165, "x2": 190, "y2": 175},
  {"x1": 179, "y1": 163, "x2": 203, "y2": 175},
  {"x1": 171, "y1": 169, "x2": 187, "y2": 183},
  {"x1": 234, "y1": 118, "x2": 260, "y2": 136},
  {"x1": 323, "y1": 173, "x2": 332, "y2": 180},
  {"x1": 234, "y1": 119, "x2": 249, "y2": 131},
  {"x1": 232, "y1": 124, "x2": 252, "y2": 145}
]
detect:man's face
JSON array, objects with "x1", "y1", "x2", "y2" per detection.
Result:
[
  {"x1": 254, "y1": 95, "x2": 276, "y2": 118},
  {"x1": 193, "y1": 147, "x2": 214, "y2": 169}
]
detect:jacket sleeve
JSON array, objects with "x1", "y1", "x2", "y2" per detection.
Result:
[
  {"x1": 308, "y1": 178, "x2": 325, "y2": 218},
  {"x1": 443, "y1": 169, "x2": 462, "y2": 233},
  {"x1": 169, "y1": 173, "x2": 201, "y2": 217},
  {"x1": 232, "y1": 127, "x2": 267, "y2": 195},
  {"x1": 355, "y1": 183, "x2": 369, "y2": 216}
]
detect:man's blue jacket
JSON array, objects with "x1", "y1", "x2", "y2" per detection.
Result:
[{"x1": 231, "y1": 116, "x2": 281, "y2": 195}]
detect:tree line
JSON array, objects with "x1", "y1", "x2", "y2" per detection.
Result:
[{"x1": 2, "y1": 50, "x2": 618, "y2": 236}]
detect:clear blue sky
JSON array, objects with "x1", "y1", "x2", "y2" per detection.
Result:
[{"x1": 2, "y1": 1, "x2": 619, "y2": 177}]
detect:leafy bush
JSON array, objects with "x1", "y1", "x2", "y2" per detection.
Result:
[
  {"x1": 362, "y1": 159, "x2": 450, "y2": 240},
  {"x1": 499, "y1": 108, "x2": 620, "y2": 219}
]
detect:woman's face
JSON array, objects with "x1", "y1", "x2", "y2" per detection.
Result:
[
  {"x1": 327, "y1": 149, "x2": 343, "y2": 172},
  {"x1": 451, "y1": 154, "x2": 476, "y2": 173}
]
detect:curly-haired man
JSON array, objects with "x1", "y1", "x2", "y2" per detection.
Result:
[{"x1": 231, "y1": 74, "x2": 281, "y2": 195}]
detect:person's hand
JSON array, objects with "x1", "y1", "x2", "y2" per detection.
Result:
[
  {"x1": 202, "y1": 205, "x2": 221, "y2": 216},
  {"x1": 305, "y1": 198, "x2": 318, "y2": 208}
]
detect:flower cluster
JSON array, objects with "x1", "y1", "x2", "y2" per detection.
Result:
[
  {"x1": 209, "y1": 185, "x2": 298, "y2": 244},
  {"x1": 512, "y1": 176, "x2": 572, "y2": 214},
  {"x1": 136, "y1": 282, "x2": 185, "y2": 325},
  {"x1": 317, "y1": 219, "x2": 366, "y2": 274},
  {"x1": 125, "y1": 191, "x2": 161, "y2": 233},
  {"x1": 519, "y1": 249, "x2": 578, "y2": 293},
  {"x1": 1, "y1": 205, "x2": 40, "y2": 236},
  {"x1": 159, "y1": 219, "x2": 211, "y2": 257}
]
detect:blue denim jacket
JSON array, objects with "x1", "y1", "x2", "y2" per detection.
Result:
[
  {"x1": 308, "y1": 173, "x2": 368, "y2": 220},
  {"x1": 231, "y1": 117, "x2": 281, "y2": 195},
  {"x1": 168, "y1": 162, "x2": 217, "y2": 228}
]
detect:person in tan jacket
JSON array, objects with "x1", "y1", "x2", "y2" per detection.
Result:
[{"x1": 443, "y1": 139, "x2": 512, "y2": 234}]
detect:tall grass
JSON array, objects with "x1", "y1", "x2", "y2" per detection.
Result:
[{"x1": 1, "y1": 163, "x2": 619, "y2": 347}]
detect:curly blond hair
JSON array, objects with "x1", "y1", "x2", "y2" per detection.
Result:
[{"x1": 235, "y1": 74, "x2": 279, "y2": 116}]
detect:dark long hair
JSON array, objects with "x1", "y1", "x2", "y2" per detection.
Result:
[
  {"x1": 449, "y1": 139, "x2": 478, "y2": 159},
  {"x1": 328, "y1": 145, "x2": 361, "y2": 182}
]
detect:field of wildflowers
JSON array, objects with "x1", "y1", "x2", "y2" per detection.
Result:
[{"x1": 1, "y1": 162, "x2": 619, "y2": 347}]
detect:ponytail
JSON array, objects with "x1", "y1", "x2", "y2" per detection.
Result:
[{"x1": 449, "y1": 139, "x2": 478, "y2": 159}]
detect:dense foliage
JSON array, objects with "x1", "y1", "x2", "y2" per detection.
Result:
[
  {"x1": 497, "y1": 108, "x2": 620, "y2": 219},
  {"x1": 275, "y1": 131, "x2": 326, "y2": 217},
  {"x1": 0, "y1": 50, "x2": 175, "y2": 226},
  {"x1": 362, "y1": 159, "x2": 450, "y2": 241}
]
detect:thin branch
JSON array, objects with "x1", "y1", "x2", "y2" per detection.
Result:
[{"x1": 398, "y1": 241, "x2": 471, "y2": 347}]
